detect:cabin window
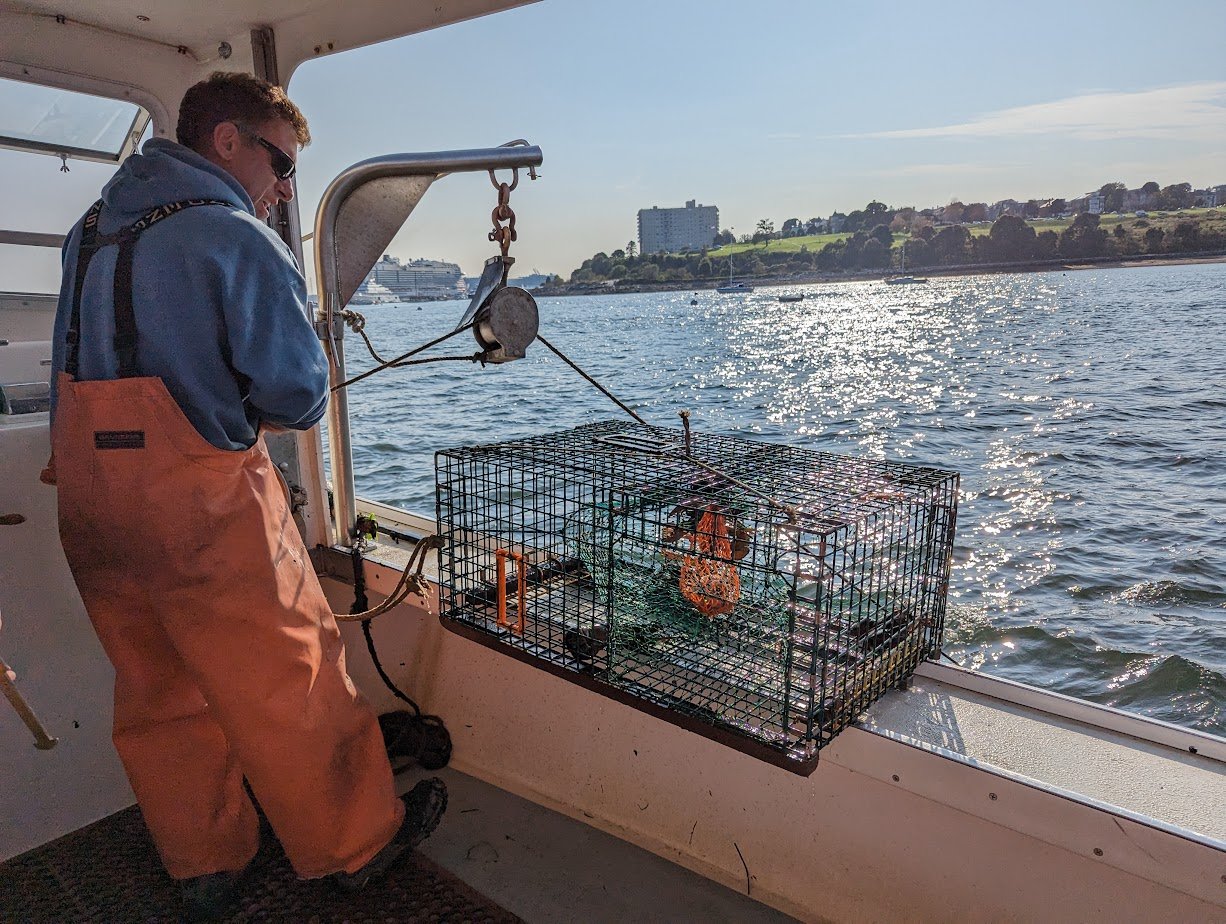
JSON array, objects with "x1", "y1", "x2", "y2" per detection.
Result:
[
  {"x1": 0, "y1": 77, "x2": 151, "y2": 295},
  {"x1": 0, "y1": 76, "x2": 148, "y2": 163}
]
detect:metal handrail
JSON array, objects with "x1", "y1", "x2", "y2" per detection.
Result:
[
  {"x1": 0, "y1": 230, "x2": 66, "y2": 248},
  {"x1": 312, "y1": 144, "x2": 544, "y2": 548}
]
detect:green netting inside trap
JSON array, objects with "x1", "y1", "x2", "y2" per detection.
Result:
[{"x1": 565, "y1": 488, "x2": 796, "y2": 737}]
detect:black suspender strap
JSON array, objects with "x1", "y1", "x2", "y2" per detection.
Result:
[
  {"x1": 64, "y1": 200, "x2": 105, "y2": 378},
  {"x1": 112, "y1": 236, "x2": 139, "y2": 378},
  {"x1": 62, "y1": 197, "x2": 231, "y2": 379}
]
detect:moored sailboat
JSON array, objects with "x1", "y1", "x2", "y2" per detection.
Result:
[
  {"x1": 885, "y1": 238, "x2": 928, "y2": 285},
  {"x1": 716, "y1": 248, "x2": 754, "y2": 293}
]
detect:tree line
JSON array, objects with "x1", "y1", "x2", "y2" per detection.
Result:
[{"x1": 557, "y1": 207, "x2": 1225, "y2": 288}]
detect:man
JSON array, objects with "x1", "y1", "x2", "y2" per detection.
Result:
[{"x1": 47, "y1": 72, "x2": 445, "y2": 920}]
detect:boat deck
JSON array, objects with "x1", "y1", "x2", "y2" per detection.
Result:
[
  {"x1": 417, "y1": 767, "x2": 796, "y2": 923},
  {"x1": 0, "y1": 789, "x2": 518, "y2": 923},
  {"x1": 0, "y1": 766, "x2": 795, "y2": 923}
]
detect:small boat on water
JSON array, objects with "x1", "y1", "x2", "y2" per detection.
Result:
[
  {"x1": 716, "y1": 250, "x2": 753, "y2": 293},
  {"x1": 778, "y1": 293, "x2": 804, "y2": 302},
  {"x1": 885, "y1": 239, "x2": 927, "y2": 284}
]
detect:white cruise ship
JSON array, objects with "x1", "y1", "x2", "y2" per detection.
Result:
[{"x1": 364, "y1": 253, "x2": 467, "y2": 300}]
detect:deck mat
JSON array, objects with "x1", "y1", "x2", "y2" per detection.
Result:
[{"x1": 0, "y1": 805, "x2": 523, "y2": 923}]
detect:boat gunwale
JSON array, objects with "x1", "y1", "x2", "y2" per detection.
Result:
[{"x1": 915, "y1": 661, "x2": 1226, "y2": 762}]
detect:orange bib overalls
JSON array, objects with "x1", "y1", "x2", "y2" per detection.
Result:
[{"x1": 50, "y1": 199, "x2": 402, "y2": 880}]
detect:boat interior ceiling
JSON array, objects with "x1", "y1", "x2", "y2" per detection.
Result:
[{"x1": 1, "y1": 1, "x2": 538, "y2": 115}]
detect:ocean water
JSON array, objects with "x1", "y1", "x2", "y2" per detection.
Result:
[{"x1": 335, "y1": 262, "x2": 1226, "y2": 736}]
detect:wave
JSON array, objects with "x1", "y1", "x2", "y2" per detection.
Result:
[
  {"x1": 944, "y1": 617, "x2": 1226, "y2": 735},
  {"x1": 1112, "y1": 579, "x2": 1226, "y2": 608}
]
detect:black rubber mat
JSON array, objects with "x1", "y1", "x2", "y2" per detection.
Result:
[{"x1": 0, "y1": 805, "x2": 523, "y2": 923}]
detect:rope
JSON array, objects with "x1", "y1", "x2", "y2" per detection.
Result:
[
  {"x1": 537, "y1": 334, "x2": 796, "y2": 522},
  {"x1": 335, "y1": 309, "x2": 795, "y2": 521},
  {"x1": 341, "y1": 310, "x2": 481, "y2": 371},
  {"x1": 336, "y1": 535, "x2": 443, "y2": 622},
  {"x1": 342, "y1": 534, "x2": 454, "y2": 771},
  {"x1": 675, "y1": 454, "x2": 798, "y2": 524},
  {"x1": 383, "y1": 354, "x2": 484, "y2": 368},
  {"x1": 340, "y1": 310, "x2": 387, "y2": 364},
  {"x1": 332, "y1": 320, "x2": 477, "y2": 392},
  {"x1": 362, "y1": 619, "x2": 419, "y2": 712},
  {"x1": 536, "y1": 334, "x2": 648, "y2": 425}
]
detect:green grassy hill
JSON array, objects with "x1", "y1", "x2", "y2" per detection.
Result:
[{"x1": 704, "y1": 208, "x2": 1225, "y2": 259}]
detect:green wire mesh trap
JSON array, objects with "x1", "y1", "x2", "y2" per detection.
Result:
[{"x1": 435, "y1": 420, "x2": 959, "y2": 773}]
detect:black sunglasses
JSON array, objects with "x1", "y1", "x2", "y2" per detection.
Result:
[{"x1": 235, "y1": 124, "x2": 296, "y2": 181}]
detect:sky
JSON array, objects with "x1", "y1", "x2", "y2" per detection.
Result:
[{"x1": 3, "y1": 0, "x2": 1225, "y2": 290}]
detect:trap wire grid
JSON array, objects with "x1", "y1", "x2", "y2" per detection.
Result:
[{"x1": 435, "y1": 420, "x2": 959, "y2": 773}]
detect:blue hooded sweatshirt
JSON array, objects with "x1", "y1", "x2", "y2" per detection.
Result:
[{"x1": 50, "y1": 138, "x2": 328, "y2": 451}]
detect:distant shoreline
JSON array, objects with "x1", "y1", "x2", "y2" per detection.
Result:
[
  {"x1": 533, "y1": 250, "x2": 1226, "y2": 298},
  {"x1": 1058, "y1": 254, "x2": 1226, "y2": 270}
]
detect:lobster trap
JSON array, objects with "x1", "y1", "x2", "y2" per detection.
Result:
[{"x1": 435, "y1": 420, "x2": 958, "y2": 773}]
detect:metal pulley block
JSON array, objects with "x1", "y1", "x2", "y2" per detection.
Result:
[
  {"x1": 457, "y1": 254, "x2": 511, "y2": 331},
  {"x1": 457, "y1": 254, "x2": 538, "y2": 364},
  {"x1": 473, "y1": 286, "x2": 539, "y2": 363}
]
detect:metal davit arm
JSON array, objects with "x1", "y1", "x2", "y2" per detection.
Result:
[{"x1": 312, "y1": 144, "x2": 544, "y2": 548}]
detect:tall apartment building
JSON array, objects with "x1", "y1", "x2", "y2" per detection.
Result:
[{"x1": 637, "y1": 200, "x2": 719, "y2": 254}]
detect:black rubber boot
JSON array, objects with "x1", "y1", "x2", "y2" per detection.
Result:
[
  {"x1": 180, "y1": 864, "x2": 249, "y2": 922},
  {"x1": 332, "y1": 777, "x2": 448, "y2": 894}
]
